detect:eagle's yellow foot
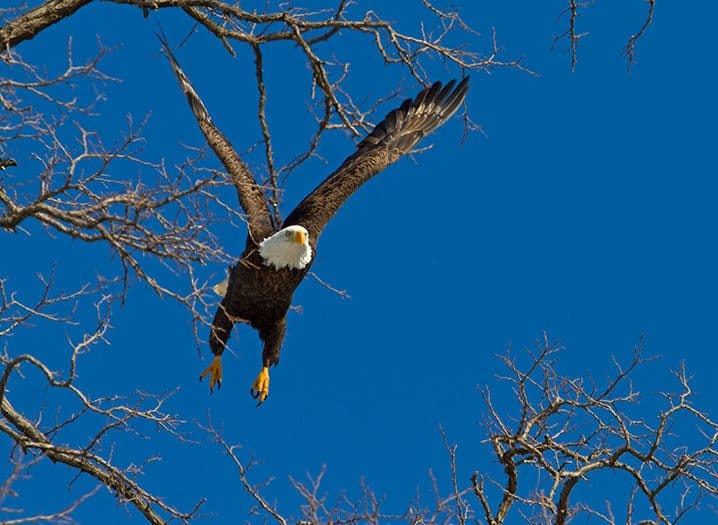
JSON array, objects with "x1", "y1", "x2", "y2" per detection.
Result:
[
  {"x1": 199, "y1": 355, "x2": 222, "y2": 393},
  {"x1": 250, "y1": 366, "x2": 270, "y2": 406}
]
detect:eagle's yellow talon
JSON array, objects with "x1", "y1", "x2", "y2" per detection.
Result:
[
  {"x1": 250, "y1": 367, "x2": 270, "y2": 406},
  {"x1": 200, "y1": 355, "x2": 223, "y2": 393}
]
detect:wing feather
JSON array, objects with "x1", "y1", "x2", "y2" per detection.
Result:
[
  {"x1": 157, "y1": 33, "x2": 274, "y2": 242},
  {"x1": 283, "y1": 78, "x2": 469, "y2": 242}
]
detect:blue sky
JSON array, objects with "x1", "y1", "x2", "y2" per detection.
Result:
[{"x1": 2, "y1": 1, "x2": 717, "y2": 523}]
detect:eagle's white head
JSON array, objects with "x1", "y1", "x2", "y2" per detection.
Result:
[{"x1": 258, "y1": 225, "x2": 312, "y2": 271}]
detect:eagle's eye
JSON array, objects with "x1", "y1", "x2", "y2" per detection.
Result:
[{"x1": 285, "y1": 230, "x2": 292, "y2": 239}]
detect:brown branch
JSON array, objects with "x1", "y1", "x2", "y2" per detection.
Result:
[
  {"x1": 2, "y1": 397, "x2": 177, "y2": 524},
  {"x1": 553, "y1": 0, "x2": 591, "y2": 72},
  {"x1": 624, "y1": 0, "x2": 656, "y2": 72},
  {"x1": 202, "y1": 418, "x2": 288, "y2": 525},
  {"x1": 0, "y1": 0, "x2": 92, "y2": 49},
  {"x1": 474, "y1": 335, "x2": 718, "y2": 523},
  {"x1": 1, "y1": 481, "x2": 101, "y2": 524},
  {"x1": 0, "y1": 275, "x2": 204, "y2": 523},
  {"x1": 439, "y1": 427, "x2": 470, "y2": 525},
  {"x1": 307, "y1": 271, "x2": 350, "y2": 299},
  {"x1": 251, "y1": 42, "x2": 281, "y2": 226}
]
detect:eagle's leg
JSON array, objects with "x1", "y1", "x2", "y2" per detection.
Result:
[
  {"x1": 201, "y1": 301, "x2": 234, "y2": 393},
  {"x1": 200, "y1": 356, "x2": 222, "y2": 392},
  {"x1": 251, "y1": 316, "x2": 287, "y2": 406},
  {"x1": 250, "y1": 367, "x2": 270, "y2": 405}
]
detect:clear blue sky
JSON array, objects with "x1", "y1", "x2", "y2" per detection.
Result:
[{"x1": 3, "y1": 1, "x2": 717, "y2": 523}]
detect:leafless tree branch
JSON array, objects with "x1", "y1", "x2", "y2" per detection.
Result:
[
  {"x1": 554, "y1": 1, "x2": 657, "y2": 72},
  {"x1": 553, "y1": 0, "x2": 590, "y2": 72},
  {"x1": 624, "y1": 0, "x2": 656, "y2": 72},
  {"x1": 0, "y1": 274, "x2": 204, "y2": 523},
  {"x1": 472, "y1": 333, "x2": 717, "y2": 524}
]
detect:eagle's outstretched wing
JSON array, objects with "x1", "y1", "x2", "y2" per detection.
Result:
[
  {"x1": 157, "y1": 33, "x2": 275, "y2": 242},
  {"x1": 282, "y1": 78, "x2": 469, "y2": 242}
]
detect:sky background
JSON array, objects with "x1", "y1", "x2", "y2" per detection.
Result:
[{"x1": 2, "y1": 1, "x2": 717, "y2": 523}]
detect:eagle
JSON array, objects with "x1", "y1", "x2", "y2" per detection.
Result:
[{"x1": 158, "y1": 35, "x2": 469, "y2": 405}]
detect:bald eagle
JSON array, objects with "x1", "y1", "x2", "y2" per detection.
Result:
[{"x1": 159, "y1": 35, "x2": 469, "y2": 404}]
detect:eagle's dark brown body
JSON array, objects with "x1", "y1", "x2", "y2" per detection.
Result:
[
  {"x1": 210, "y1": 246, "x2": 310, "y2": 369},
  {"x1": 159, "y1": 32, "x2": 469, "y2": 401}
]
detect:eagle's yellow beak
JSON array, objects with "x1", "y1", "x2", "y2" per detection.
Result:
[{"x1": 294, "y1": 230, "x2": 307, "y2": 245}]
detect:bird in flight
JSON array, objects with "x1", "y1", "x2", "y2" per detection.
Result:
[{"x1": 158, "y1": 34, "x2": 469, "y2": 405}]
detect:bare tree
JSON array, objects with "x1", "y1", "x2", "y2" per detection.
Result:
[
  {"x1": 190, "y1": 336, "x2": 717, "y2": 525},
  {"x1": 472, "y1": 335, "x2": 717, "y2": 524},
  {"x1": 0, "y1": 1, "x2": 696, "y2": 524}
]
